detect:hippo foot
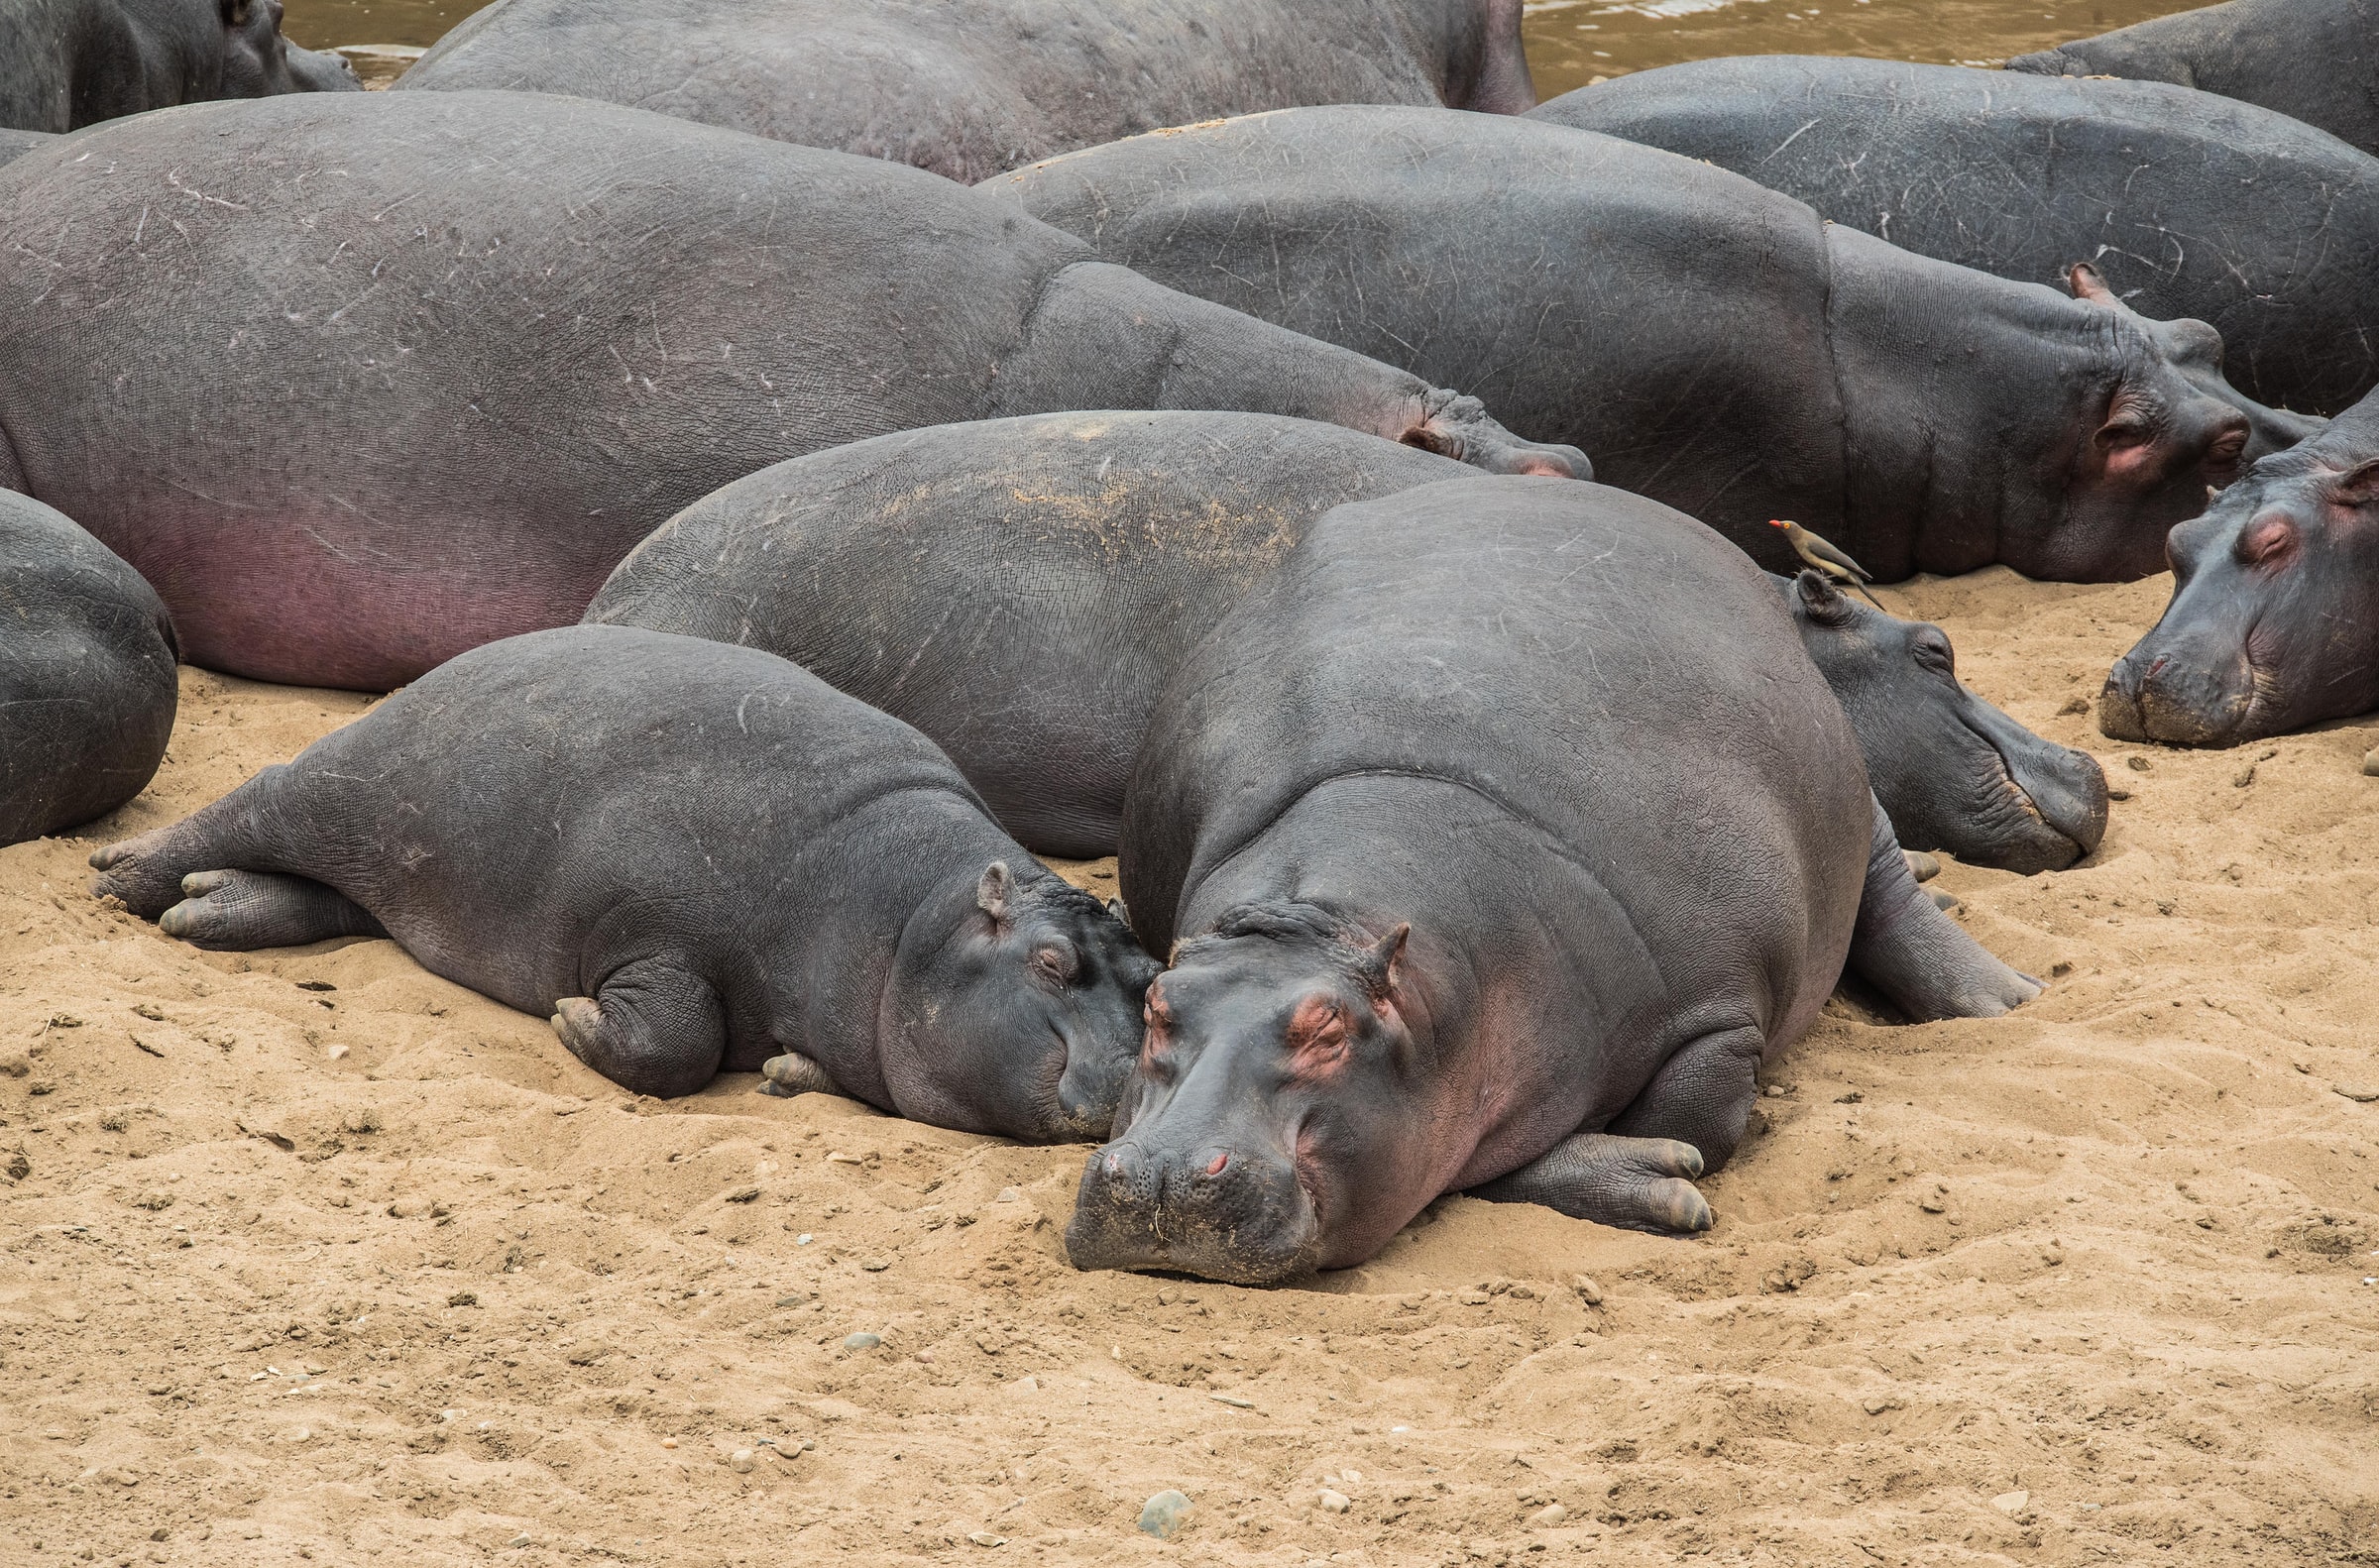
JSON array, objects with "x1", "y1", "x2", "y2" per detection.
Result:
[
  {"x1": 1470, "y1": 1133, "x2": 1714, "y2": 1236},
  {"x1": 156, "y1": 869, "x2": 385, "y2": 951},
  {"x1": 89, "y1": 830, "x2": 201, "y2": 918},
  {"x1": 549, "y1": 958, "x2": 726, "y2": 1099},
  {"x1": 757, "y1": 1051, "x2": 838, "y2": 1098},
  {"x1": 1852, "y1": 795, "x2": 2043, "y2": 1021}
]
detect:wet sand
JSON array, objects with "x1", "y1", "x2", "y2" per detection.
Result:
[{"x1": 4, "y1": 567, "x2": 2374, "y2": 1564}]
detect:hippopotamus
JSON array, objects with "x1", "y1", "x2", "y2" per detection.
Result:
[
  {"x1": 2099, "y1": 386, "x2": 2379, "y2": 746},
  {"x1": 2009, "y1": 0, "x2": 2379, "y2": 161},
  {"x1": 393, "y1": 0, "x2": 1532, "y2": 184},
  {"x1": 88, "y1": 626, "x2": 1159, "y2": 1134},
  {"x1": 0, "y1": 0, "x2": 357, "y2": 132},
  {"x1": 1531, "y1": 56, "x2": 2373, "y2": 418},
  {"x1": 0, "y1": 130, "x2": 53, "y2": 168},
  {"x1": 0, "y1": 489, "x2": 178, "y2": 846},
  {"x1": 1066, "y1": 477, "x2": 2040, "y2": 1282},
  {"x1": 0, "y1": 92, "x2": 1580, "y2": 693},
  {"x1": 589, "y1": 409, "x2": 2107, "y2": 872},
  {"x1": 988, "y1": 106, "x2": 2274, "y2": 585}
]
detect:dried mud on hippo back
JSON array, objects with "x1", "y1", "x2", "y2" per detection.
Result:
[
  {"x1": 1535, "y1": 55, "x2": 2374, "y2": 416},
  {"x1": 0, "y1": 91, "x2": 1580, "y2": 692},
  {"x1": 1075, "y1": 477, "x2": 2037, "y2": 1285},
  {"x1": 2101, "y1": 387, "x2": 2379, "y2": 748},
  {"x1": 988, "y1": 105, "x2": 2262, "y2": 585},
  {"x1": 88, "y1": 626, "x2": 1159, "y2": 1139},
  {"x1": 393, "y1": 0, "x2": 1534, "y2": 184},
  {"x1": 0, "y1": 0, "x2": 357, "y2": 133}
]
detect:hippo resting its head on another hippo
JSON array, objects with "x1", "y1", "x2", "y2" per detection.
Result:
[
  {"x1": 589, "y1": 410, "x2": 2107, "y2": 873},
  {"x1": 991, "y1": 107, "x2": 2279, "y2": 586},
  {"x1": 1070, "y1": 478, "x2": 2039, "y2": 1283},
  {"x1": 0, "y1": 489, "x2": 179, "y2": 847},
  {"x1": 0, "y1": 92, "x2": 1581, "y2": 693},
  {"x1": 395, "y1": 0, "x2": 1534, "y2": 184},
  {"x1": 2009, "y1": 0, "x2": 2379, "y2": 162},
  {"x1": 2100, "y1": 388, "x2": 2379, "y2": 748},
  {"x1": 0, "y1": 0, "x2": 356, "y2": 132},
  {"x1": 1532, "y1": 55, "x2": 2371, "y2": 417},
  {"x1": 89, "y1": 627, "x2": 1159, "y2": 1139}
]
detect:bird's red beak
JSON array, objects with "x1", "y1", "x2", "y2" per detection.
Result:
[{"x1": 1767, "y1": 518, "x2": 1786, "y2": 529}]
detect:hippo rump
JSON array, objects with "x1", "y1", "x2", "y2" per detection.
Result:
[
  {"x1": 589, "y1": 409, "x2": 2106, "y2": 873},
  {"x1": 0, "y1": 92, "x2": 1581, "y2": 693},
  {"x1": 0, "y1": 489, "x2": 179, "y2": 846},
  {"x1": 989, "y1": 106, "x2": 2274, "y2": 585},
  {"x1": 2009, "y1": 0, "x2": 2379, "y2": 161},
  {"x1": 89, "y1": 626, "x2": 1159, "y2": 1135},
  {"x1": 1069, "y1": 477, "x2": 2039, "y2": 1283},
  {"x1": 2100, "y1": 386, "x2": 2379, "y2": 747},
  {"x1": 392, "y1": 0, "x2": 1533, "y2": 184},
  {"x1": 0, "y1": 0, "x2": 356, "y2": 132},
  {"x1": 1532, "y1": 56, "x2": 2374, "y2": 417}
]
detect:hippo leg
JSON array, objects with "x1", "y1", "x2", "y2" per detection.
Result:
[
  {"x1": 159, "y1": 870, "x2": 385, "y2": 950},
  {"x1": 1471, "y1": 1131, "x2": 1714, "y2": 1235},
  {"x1": 550, "y1": 956, "x2": 725, "y2": 1099},
  {"x1": 757, "y1": 1051, "x2": 839, "y2": 1099},
  {"x1": 1848, "y1": 795, "x2": 2042, "y2": 1020}
]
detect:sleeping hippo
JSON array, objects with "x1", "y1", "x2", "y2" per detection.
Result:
[
  {"x1": 2009, "y1": 0, "x2": 2379, "y2": 161},
  {"x1": 89, "y1": 626, "x2": 1159, "y2": 1135},
  {"x1": 1532, "y1": 56, "x2": 2372, "y2": 416},
  {"x1": 0, "y1": 0, "x2": 357, "y2": 132},
  {"x1": 0, "y1": 489, "x2": 179, "y2": 846},
  {"x1": 1068, "y1": 477, "x2": 2039, "y2": 1282},
  {"x1": 2099, "y1": 387, "x2": 2379, "y2": 747},
  {"x1": 988, "y1": 106, "x2": 2274, "y2": 584},
  {"x1": 0, "y1": 92, "x2": 1580, "y2": 693},
  {"x1": 393, "y1": 0, "x2": 1532, "y2": 184},
  {"x1": 588, "y1": 409, "x2": 2106, "y2": 873}
]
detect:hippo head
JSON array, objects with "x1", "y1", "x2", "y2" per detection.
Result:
[
  {"x1": 218, "y1": 0, "x2": 362, "y2": 96},
  {"x1": 1067, "y1": 904, "x2": 1433, "y2": 1285},
  {"x1": 884, "y1": 861, "x2": 1160, "y2": 1143},
  {"x1": 2099, "y1": 392, "x2": 2379, "y2": 746},
  {"x1": 1783, "y1": 571, "x2": 2107, "y2": 873},
  {"x1": 2017, "y1": 265, "x2": 2255, "y2": 582}
]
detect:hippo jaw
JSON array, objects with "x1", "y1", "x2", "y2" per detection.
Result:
[
  {"x1": 2097, "y1": 639, "x2": 2268, "y2": 747},
  {"x1": 1955, "y1": 703, "x2": 2109, "y2": 874},
  {"x1": 1065, "y1": 1131, "x2": 1326, "y2": 1286}
]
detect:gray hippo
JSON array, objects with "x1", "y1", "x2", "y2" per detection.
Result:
[
  {"x1": 88, "y1": 626, "x2": 1159, "y2": 1136},
  {"x1": 0, "y1": 92, "x2": 1580, "y2": 693},
  {"x1": 588, "y1": 410, "x2": 2106, "y2": 873},
  {"x1": 2099, "y1": 387, "x2": 2379, "y2": 747},
  {"x1": 0, "y1": 130, "x2": 53, "y2": 167},
  {"x1": 0, "y1": 0, "x2": 356, "y2": 132},
  {"x1": 2009, "y1": 0, "x2": 2379, "y2": 161},
  {"x1": 1532, "y1": 56, "x2": 2373, "y2": 417},
  {"x1": 393, "y1": 0, "x2": 1532, "y2": 184},
  {"x1": 988, "y1": 106, "x2": 2275, "y2": 585},
  {"x1": 1067, "y1": 477, "x2": 2039, "y2": 1283},
  {"x1": 0, "y1": 489, "x2": 178, "y2": 846}
]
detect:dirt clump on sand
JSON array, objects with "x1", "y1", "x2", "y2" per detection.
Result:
[{"x1": 1, "y1": 568, "x2": 2375, "y2": 1565}]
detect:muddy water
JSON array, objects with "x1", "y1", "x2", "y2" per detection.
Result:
[{"x1": 285, "y1": 0, "x2": 2216, "y2": 98}]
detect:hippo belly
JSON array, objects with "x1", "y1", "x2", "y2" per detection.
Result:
[
  {"x1": 1535, "y1": 56, "x2": 2379, "y2": 415},
  {"x1": 394, "y1": 0, "x2": 1534, "y2": 183}
]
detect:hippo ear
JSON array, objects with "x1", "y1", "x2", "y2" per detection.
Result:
[
  {"x1": 975, "y1": 861, "x2": 1012, "y2": 924},
  {"x1": 2065, "y1": 262, "x2": 2137, "y2": 317},
  {"x1": 2332, "y1": 458, "x2": 2379, "y2": 509},
  {"x1": 1794, "y1": 569, "x2": 1857, "y2": 627},
  {"x1": 1359, "y1": 922, "x2": 1410, "y2": 1000}
]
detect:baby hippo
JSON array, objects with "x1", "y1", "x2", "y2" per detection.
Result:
[{"x1": 89, "y1": 627, "x2": 1157, "y2": 1138}]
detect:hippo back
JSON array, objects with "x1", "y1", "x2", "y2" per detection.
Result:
[
  {"x1": 586, "y1": 411, "x2": 1470, "y2": 858},
  {"x1": 1534, "y1": 56, "x2": 2379, "y2": 414}
]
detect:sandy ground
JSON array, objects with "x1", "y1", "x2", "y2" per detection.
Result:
[{"x1": 2, "y1": 567, "x2": 2376, "y2": 1567}]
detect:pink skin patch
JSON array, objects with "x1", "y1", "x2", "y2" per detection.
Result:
[{"x1": 1282, "y1": 995, "x2": 1350, "y2": 1081}]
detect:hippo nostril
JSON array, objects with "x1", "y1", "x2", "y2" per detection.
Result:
[
  {"x1": 1205, "y1": 1153, "x2": 1228, "y2": 1176},
  {"x1": 2146, "y1": 656, "x2": 2169, "y2": 680}
]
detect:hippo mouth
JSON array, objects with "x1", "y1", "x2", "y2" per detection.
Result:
[
  {"x1": 1062, "y1": 1135, "x2": 1328, "y2": 1286},
  {"x1": 1968, "y1": 721, "x2": 2100, "y2": 871},
  {"x1": 2098, "y1": 621, "x2": 2273, "y2": 748}
]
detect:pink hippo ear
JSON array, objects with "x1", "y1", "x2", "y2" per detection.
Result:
[
  {"x1": 2066, "y1": 262, "x2": 2135, "y2": 315},
  {"x1": 975, "y1": 860, "x2": 1012, "y2": 924},
  {"x1": 1360, "y1": 923, "x2": 1411, "y2": 1004}
]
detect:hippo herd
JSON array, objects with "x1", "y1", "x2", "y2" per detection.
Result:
[{"x1": 7, "y1": 0, "x2": 2375, "y2": 1285}]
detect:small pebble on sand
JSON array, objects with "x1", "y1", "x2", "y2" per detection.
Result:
[
  {"x1": 1138, "y1": 1490, "x2": 1191, "y2": 1539},
  {"x1": 1317, "y1": 1489, "x2": 1352, "y2": 1514},
  {"x1": 730, "y1": 1449, "x2": 755, "y2": 1473},
  {"x1": 844, "y1": 1332, "x2": 881, "y2": 1350},
  {"x1": 2335, "y1": 1084, "x2": 2379, "y2": 1103},
  {"x1": 660, "y1": 1437, "x2": 678, "y2": 1450},
  {"x1": 1530, "y1": 1503, "x2": 1568, "y2": 1526},
  {"x1": 2364, "y1": 747, "x2": 2379, "y2": 777},
  {"x1": 1991, "y1": 1489, "x2": 2029, "y2": 1514}
]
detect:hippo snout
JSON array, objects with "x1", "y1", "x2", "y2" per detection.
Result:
[
  {"x1": 2099, "y1": 641, "x2": 2258, "y2": 746},
  {"x1": 1064, "y1": 1137, "x2": 1318, "y2": 1285}
]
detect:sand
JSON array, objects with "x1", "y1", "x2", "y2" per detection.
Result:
[{"x1": 2, "y1": 567, "x2": 2376, "y2": 1567}]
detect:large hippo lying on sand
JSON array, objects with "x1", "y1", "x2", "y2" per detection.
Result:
[
  {"x1": 1069, "y1": 477, "x2": 2039, "y2": 1282},
  {"x1": 90, "y1": 627, "x2": 1157, "y2": 1135},
  {"x1": 0, "y1": 92, "x2": 1579, "y2": 693},
  {"x1": 0, "y1": 490, "x2": 179, "y2": 846},
  {"x1": 2009, "y1": 0, "x2": 2379, "y2": 161},
  {"x1": 0, "y1": 0, "x2": 356, "y2": 132},
  {"x1": 1534, "y1": 56, "x2": 2372, "y2": 416},
  {"x1": 590, "y1": 410, "x2": 2106, "y2": 873},
  {"x1": 991, "y1": 107, "x2": 2272, "y2": 583},
  {"x1": 2100, "y1": 388, "x2": 2379, "y2": 747},
  {"x1": 395, "y1": 0, "x2": 1532, "y2": 184}
]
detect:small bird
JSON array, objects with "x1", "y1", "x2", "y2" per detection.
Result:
[{"x1": 1770, "y1": 518, "x2": 1884, "y2": 609}]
